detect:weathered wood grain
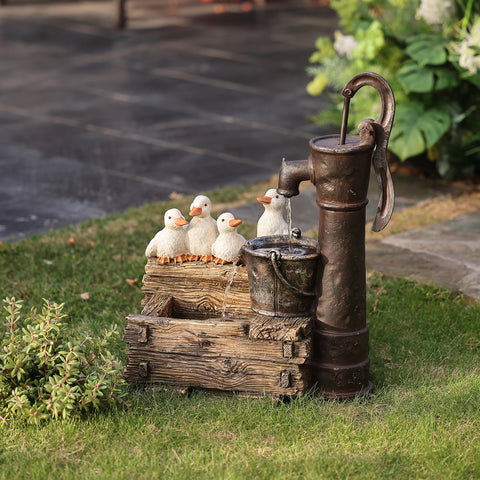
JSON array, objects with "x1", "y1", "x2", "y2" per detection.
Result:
[
  {"x1": 123, "y1": 352, "x2": 309, "y2": 395},
  {"x1": 249, "y1": 315, "x2": 313, "y2": 341},
  {"x1": 141, "y1": 293, "x2": 173, "y2": 317},
  {"x1": 125, "y1": 259, "x2": 315, "y2": 396},
  {"x1": 144, "y1": 258, "x2": 248, "y2": 283},
  {"x1": 141, "y1": 260, "x2": 251, "y2": 318},
  {"x1": 124, "y1": 314, "x2": 312, "y2": 364}
]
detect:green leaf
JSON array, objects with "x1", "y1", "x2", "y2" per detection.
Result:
[
  {"x1": 406, "y1": 35, "x2": 448, "y2": 66},
  {"x1": 390, "y1": 127, "x2": 426, "y2": 159},
  {"x1": 309, "y1": 51, "x2": 324, "y2": 63},
  {"x1": 421, "y1": 112, "x2": 451, "y2": 148},
  {"x1": 352, "y1": 20, "x2": 385, "y2": 61},
  {"x1": 397, "y1": 62, "x2": 434, "y2": 93},
  {"x1": 314, "y1": 36, "x2": 335, "y2": 56},
  {"x1": 389, "y1": 102, "x2": 451, "y2": 160},
  {"x1": 465, "y1": 72, "x2": 480, "y2": 88},
  {"x1": 306, "y1": 74, "x2": 329, "y2": 96},
  {"x1": 433, "y1": 68, "x2": 460, "y2": 90}
]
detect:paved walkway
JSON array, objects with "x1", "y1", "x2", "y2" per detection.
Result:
[
  {"x1": 1, "y1": 1, "x2": 479, "y2": 299},
  {"x1": 0, "y1": 0, "x2": 335, "y2": 240}
]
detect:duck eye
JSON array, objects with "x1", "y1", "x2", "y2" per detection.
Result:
[
  {"x1": 275, "y1": 195, "x2": 279, "y2": 198},
  {"x1": 204, "y1": 203, "x2": 207, "y2": 207},
  {"x1": 168, "y1": 216, "x2": 172, "y2": 219}
]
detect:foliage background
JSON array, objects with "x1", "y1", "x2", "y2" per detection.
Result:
[{"x1": 307, "y1": 0, "x2": 480, "y2": 179}]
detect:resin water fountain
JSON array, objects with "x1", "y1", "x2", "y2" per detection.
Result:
[
  {"x1": 123, "y1": 72, "x2": 395, "y2": 399},
  {"x1": 277, "y1": 71, "x2": 395, "y2": 397}
]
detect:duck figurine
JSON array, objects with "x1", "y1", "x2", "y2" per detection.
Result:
[
  {"x1": 186, "y1": 194, "x2": 218, "y2": 262},
  {"x1": 212, "y1": 212, "x2": 246, "y2": 264},
  {"x1": 145, "y1": 208, "x2": 189, "y2": 264},
  {"x1": 256, "y1": 188, "x2": 289, "y2": 237}
]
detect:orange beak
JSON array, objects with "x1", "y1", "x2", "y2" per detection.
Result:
[
  {"x1": 189, "y1": 207, "x2": 202, "y2": 216},
  {"x1": 229, "y1": 219, "x2": 242, "y2": 228},
  {"x1": 175, "y1": 217, "x2": 188, "y2": 226},
  {"x1": 257, "y1": 196, "x2": 272, "y2": 205}
]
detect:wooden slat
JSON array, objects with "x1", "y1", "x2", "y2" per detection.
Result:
[
  {"x1": 249, "y1": 315, "x2": 313, "y2": 341},
  {"x1": 141, "y1": 293, "x2": 173, "y2": 317},
  {"x1": 141, "y1": 259, "x2": 252, "y2": 318},
  {"x1": 123, "y1": 352, "x2": 309, "y2": 395},
  {"x1": 141, "y1": 282, "x2": 251, "y2": 318},
  {"x1": 123, "y1": 314, "x2": 311, "y2": 364},
  {"x1": 144, "y1": 258, "x2": 248, "y2": 283},
  {"x1": 125, "y1": 259, "x2": 315, "y2": 396}
]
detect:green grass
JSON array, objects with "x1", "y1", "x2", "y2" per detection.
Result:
[{"x1": 1, "y1": 184, "x2": 480, "y2": 479}]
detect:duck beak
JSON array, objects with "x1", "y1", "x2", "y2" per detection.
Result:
[
  {"x1": 229, "y1": 219, "x2": 242, "y2": 228},
  {"x1": 257, "y1": 196, "x2": 272, "y2": 205},
  {"x1": 175, "y1": 217, "x2": 188, "y2": 226},
  {"x1": 189, "y1": 207, "x2": 202, "y2": 216}
]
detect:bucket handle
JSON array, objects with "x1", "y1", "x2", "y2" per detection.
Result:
[{"x1": 270, "y1": 250, "x2": 315, "y2": 297}]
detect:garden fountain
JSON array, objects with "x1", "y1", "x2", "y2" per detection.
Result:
[
  {"x1": 277, "y1": 71, "x2": 395, "y2": 397},
  {"x1": 123, "y1": 72, "x2": 395, "y2": 399}
]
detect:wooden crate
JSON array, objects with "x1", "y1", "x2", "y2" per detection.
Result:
[{"x1": 123, "y1": 260, "x2": 314, "y2": 396}]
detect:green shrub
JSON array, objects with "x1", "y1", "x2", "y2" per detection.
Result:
[
  {"x1": 0, "y1": 297, "x2": 126, "y2": 425},
  {"x1": 307, "y1": 0, "x2": 480, "y2": 179}
]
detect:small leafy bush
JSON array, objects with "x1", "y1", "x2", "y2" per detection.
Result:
[
  {"x1": 307, "y1": 0, "x2": 480, "y2": 179},
  {"x1": 0, "y1": 297, "x2": 126, "y2": 425}
]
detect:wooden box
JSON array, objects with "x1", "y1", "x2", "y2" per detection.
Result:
[{"x1": 123, "y1": 259, "x2": 313, "y2": 396}]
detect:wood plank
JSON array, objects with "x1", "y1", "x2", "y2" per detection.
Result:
[
  {"x1": 144, "y1": 259, "x2": 248, "y2": 284},
  {"x1": 141, "y1": 293, "x2": 173, "y2": 317},
  {"x1": 123, "y1": 352, "x2": 310, "y2": 395},
  {"x1": 249, "y1": 315, "x2": 313, "y2": 342},
  {"x1": 126, "y1": 259, "x2": 316, "y2": 395},
  {"x1": 142, "y1": 273, "x2": 252, "y2": 318},
  {"x1": 124, "y1": 314, "x2": 311, "y2": 364}
]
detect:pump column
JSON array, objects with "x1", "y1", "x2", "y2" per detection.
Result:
[{"x1": 307, "y1": 133, "x2": 375, "y2": 398}]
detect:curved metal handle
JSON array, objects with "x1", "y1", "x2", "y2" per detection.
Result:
[
  {"x1": 340, "y1": 72, "x2": 396, "y2": 232},
  {"x1": 270, "y1": 251, "x2": 315, "y2": 297}
]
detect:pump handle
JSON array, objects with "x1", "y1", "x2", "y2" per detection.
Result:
[{"x1": 341, "y1": 72, "x2": 396, "y2": 232}]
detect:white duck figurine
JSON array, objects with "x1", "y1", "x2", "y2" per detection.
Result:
[
  {"x1": 145, "y1": 208, "x2": 189, "y2": 264},
  {"x1": 186, "y1": 195, "x2": 218, "y2": 262},
  {"x1": 212, "y1": 212, "x2": 246, "y2": 264},
  {"x1": 256, "y1": 188, "x2": 289, "y2": 237}
]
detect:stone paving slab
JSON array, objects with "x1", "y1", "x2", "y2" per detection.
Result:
[
  {"x1": 373, "y1": 212, "x2": 480, "y2": 299},
  {"x1": 0, "y1": 2, "x2": 332, "y2": 240}
]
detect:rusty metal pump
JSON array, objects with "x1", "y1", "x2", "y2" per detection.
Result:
[{"x1": 277, "y1": 72, "x2": 396, "y2": 398}]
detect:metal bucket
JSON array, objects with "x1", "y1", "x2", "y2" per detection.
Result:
[{"x1": 240, "y1": 235, "x2": 321, "y2": 317}]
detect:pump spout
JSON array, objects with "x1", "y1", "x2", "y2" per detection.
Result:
[{"x1": 277, "y1": 158, "x2": 312, "y2": 198}]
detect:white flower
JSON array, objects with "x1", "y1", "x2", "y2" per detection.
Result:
[
  {"x1": 416, "y1": 0, "x2": 455, "y2": 27},
  {"x1": 456, "y1": 18, "x2": 480, "y2": 75},
  {"x1": 333, "y1": 32, "x2": 358, "y2": 59},
  {"x1": 458, "y1": 42, "x2": 480, "y2": 74}
]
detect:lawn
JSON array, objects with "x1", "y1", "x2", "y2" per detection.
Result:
[{"x1": 1, "y1": 183, "x2": 479, "y2": 479}]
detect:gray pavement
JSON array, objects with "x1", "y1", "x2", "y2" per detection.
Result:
[
  {"x1": 1, "y1": 1, "x2": 479, "y2": 299},
  {"x1": 367, "y1": 213, "x2": 480, "y2": 300},
  {"x1": 0, "y1": 0, "x2": 335, "y2": 241}
]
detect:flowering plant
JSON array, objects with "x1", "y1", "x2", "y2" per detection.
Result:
[{"x1": 307, "y1": 0, "x2": 480, "y2": 179}]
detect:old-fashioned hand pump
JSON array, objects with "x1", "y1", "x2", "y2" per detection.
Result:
[{"x1": 277, "y1": 72, "x2": 396, "y2": 397}]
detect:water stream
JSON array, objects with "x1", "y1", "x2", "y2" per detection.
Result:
[
  {"x1": 285, "y1": 197, "x2": 293, "y2": 252},
  {"x1": 221, "y1": 262, "x2": 239, "y2": 319}
]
